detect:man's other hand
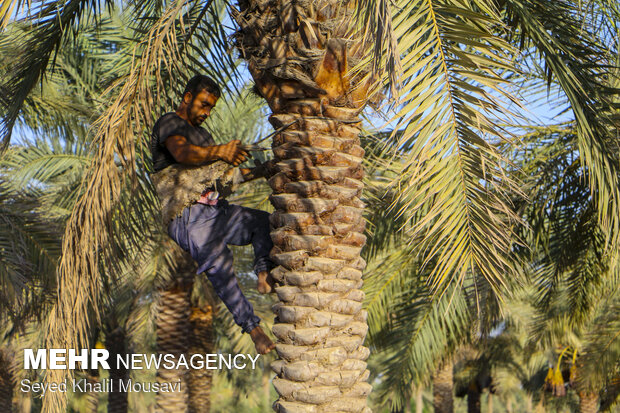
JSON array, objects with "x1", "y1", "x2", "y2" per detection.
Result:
[
  {"x1": 253, "y1": 159, "x2": 277, "y2": 178},
  {"x1": 218, "y1": 140, "x2": 249, "y2": 166}
]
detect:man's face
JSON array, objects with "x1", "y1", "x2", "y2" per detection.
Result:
[{"x1": 185, "y1": 90, "x2": 218, "y2": 126}]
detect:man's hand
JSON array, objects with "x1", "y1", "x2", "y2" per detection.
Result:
[
  {"x1": 252, "y1": 159, "x2": 277, "y2": 178},
  {"x1": 249, "y1": 326, "x2": 275, "y2": 354},
  {"x1": 217, "y1": 140, "x2": 249, "y2": 166},
  {"x1": 239, "y1": 159, "x2": 277, "y2": 182}
]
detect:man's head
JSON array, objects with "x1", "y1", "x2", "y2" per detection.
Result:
[{"x1": 179, "y1": 75, "x2": 221, "y2": 126}]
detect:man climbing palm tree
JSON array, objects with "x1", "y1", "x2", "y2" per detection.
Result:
[{"x1": 150, "y1": 74, "x2": 276, "y2": 354}]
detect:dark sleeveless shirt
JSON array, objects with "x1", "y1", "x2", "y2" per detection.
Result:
[{"x1": 150, "y1": 112, "x2": 216, "y2": 172}]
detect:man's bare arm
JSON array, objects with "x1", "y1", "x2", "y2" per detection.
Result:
[{"x1": 164, "y1": 135, "x2": 249, "y2": 166}]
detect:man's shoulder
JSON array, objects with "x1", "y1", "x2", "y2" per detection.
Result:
[
  {"x1": 154, "y1": 112, "x2": 183, "y2": 129},
  {"x1": 153, "y1": 112, "x2": 190, "y2": 144},
  {"x1": 153, "y1": 112, "x2": 215, "y2": 146}
]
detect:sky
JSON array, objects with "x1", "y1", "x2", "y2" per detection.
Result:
[{"x1": 5, "y1": 1, "x2": 576, "y2": 147}]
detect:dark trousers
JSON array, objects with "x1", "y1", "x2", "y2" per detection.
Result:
[{"x1": 168, "y1": 200, "x2": 274, "y2": 333}]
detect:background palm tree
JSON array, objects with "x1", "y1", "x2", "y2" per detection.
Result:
[{"x1": 510, "y1": 121, "x2": 620, "y2": 412}]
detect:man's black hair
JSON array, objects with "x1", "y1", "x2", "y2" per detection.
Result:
[{"x1": 183, "y1": 75, "x2": 221, "y2": 98}]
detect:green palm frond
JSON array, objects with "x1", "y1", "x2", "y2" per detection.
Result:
[
  {"x1": 578, "y1": 281, "x2": 620, "y2": 391},
  {"x1": 353, "y1": 0, "x2": 402, "y2": 97},
  {"x1": 0, "y1": 0, "x2": 116, "y2": 149},
  {"x1": 370, "y1": 281, "x2": 471, "y2": 409},
  {"x1": 3, "y1": 142, "x2": 91, "y2": 190},
  {"x1": 0, "y1": 177, "x2": 60, "y2": 324},
  {"x1": 181, "y1": 0, "x2": 242, "y2": 91},
  {"x1": 512, "y1": 126, "x2": 614, "y2": 328},
  {"x1": 363, "y1": 243, "x2": 419, "y2": 337},
  {"x1": 205, "y1": 86, "x2": 268, "y2": 145},
  {"x1": 504, "y1": 0, "x2": 620, "y2": 249},
  {"x1": 0, "y1": 0, "x2": 28, "y2": 29},
  {"x1": 361, "y1": 129, "x2": 416, "y2": 263},
  {"x1": 357, "y1": 0, "x2": 526, "y2": 298}
]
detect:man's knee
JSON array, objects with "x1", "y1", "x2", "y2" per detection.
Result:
[
  {"x1": 232, "y1": 204, "x2": 270, "y2": 229},
  {"x1": 168, "y1": 218, "x2": 190, "y2": 252}
]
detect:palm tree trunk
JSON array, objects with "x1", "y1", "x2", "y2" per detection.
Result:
[
  {"x1": 267, "y1": 97, "x2": 370, "y2": 413},
  {"x1": 232, "y1": 1, "x2": 374, "y2": 412},
  {"x1": 433, "y1": 360, "x2": 454, "y2": 413},
  {"x1": 578, "y1": 391, "x2": 599, "y2": 413},
  {"x1": 188, "y1": 305, "x2": 215, "y2": 413},
  {"x1": 155, "y1": 275, "x2": 193, "y2": 412},
  {"x1": 467, "y1": 389, "x2": 480, "y2": 413},
  {"x1": 0, "y1": 348, "x2": 14, "y2": 413},
  {"x1": 467, "y1": 387, "x2": 481, "y2": 413},
  {"x1": 85, "y1": 374, "x2": 100, "y2": 413},
  {"x1": 106, "y1": 326, "x2": 129, "y2": 413},
  {"x1": 415, "y1": 386, "x2": 424, "y2": 413}
]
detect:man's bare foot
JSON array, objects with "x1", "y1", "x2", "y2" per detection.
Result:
[
  {"x1": 249, "y1": 326, "x2": 276, "y2": 354},
  {"x1": 257, "y1": 270, "x2": 276, "y2": 294}
]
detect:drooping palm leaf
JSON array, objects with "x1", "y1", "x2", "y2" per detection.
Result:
[
  {"x1": 369, "y1": 277, "x2": 471, "y2": 410},
  {"x1": 0, "y1": 177, "x2": 60, "y2": 323},
  {"x1": 40, "y1": 1, "x2": 238, "y2": 411},
  {"x1": 0, "y1": 0, "x2": 116, "y2": 149},
  {"x1": 503, "y1": 0, "x2": 620, "y2": 249},
  {"x1": 512, "y1": 126, "x2": 614, "y2": 327},
  {"x1": 0, "y1": 0, "x2": 28, "y2": 29},
  {"x1": 355, "y1": 0, "x2": 526, "y2": 299},
  {"x1": 579, "y1": 282, "x2": 620, "y2": 393}
]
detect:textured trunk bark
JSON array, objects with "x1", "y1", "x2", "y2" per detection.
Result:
[
  {"x1": 467, "y1": 388, "x2": 480, "y2": 413},
  {"x1": 106, "y1": 327, "x2": 129, "y2": 413},
  {"x1": 578, "y1": 391, "x2": 599, "y2": 413},
  {"x1": 188, "y1": 305, "x2": 215, "y2": 413},
  {"x1": 267, "y1": 111, "x2": 369, "y2": 410},
  {"x1": 0, "y1": 348, "x2": 14, "y2": 413},
  {"x1": 267, "y1": 97, "x2": 370, "y2": 413},
  {"x1": 433, "y1": 360, "x2": 454, "y2": 413},
  {"x1": 85, "y1": 375, "x2": 100, "y2": 412},
  {"x1": 155, "y1": 267, "x2": 193, "y2": 413},
  {"x1": 232, "y1": 0, "x2": 374, "y2": 412}
]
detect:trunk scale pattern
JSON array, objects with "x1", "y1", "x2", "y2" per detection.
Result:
[
  {"x1": 433, "y1": 360, "x2": 454, "y2": 413},
  {"x1": 232, "y1": 0, "x2": 374, "y2": 411},
  {"x1": 155, "y1": 273, "x2": 193, "y2": 412},
  {"x1": 578, "y1": 391, "x2": 599, "y2": 413},
  {"x1": 106, "y1": 326, "x2": 129, "y2": 413},
  {"x1": 188, "y1": 305, "x2": 215, "y2": 413}
]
